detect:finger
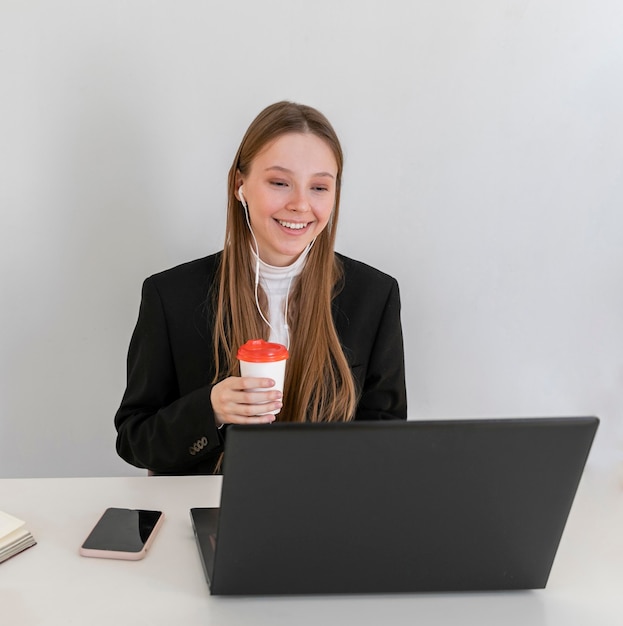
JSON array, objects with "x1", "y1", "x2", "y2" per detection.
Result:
[
  {"x1": 217, "y1": 393, "x2": 281, "y2": 417},
  {"x1": 237, "y1": 397, "x2": 282, "y2": 417},
  {"x1": 238, "y1": 377, "x2": 277, "y2": 390},
  {"x1": 227, "y1": 411, "x2": 278, "y2": 425},
  {"x1": 240, "y1": 389, "x2": 282, "y2": 404},
  {"x1": 219, "y1": 390, "x2": 281, "y2": 416}
]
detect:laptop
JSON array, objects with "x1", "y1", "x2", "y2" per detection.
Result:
[{"x1": 190, "y1": 416, "x2": 598, "y2": 595}]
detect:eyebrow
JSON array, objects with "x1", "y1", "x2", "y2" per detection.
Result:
[{"x1": 264, "y1": 165, "x2": 335, "y2": 179}]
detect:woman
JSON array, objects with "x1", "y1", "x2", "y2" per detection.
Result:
[{"x1": 114, "y1": 101, "x2": 407, "y2": 474}]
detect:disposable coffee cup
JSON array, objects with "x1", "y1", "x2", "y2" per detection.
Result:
[{"x1": 237, "y1": 339, "x2": 289, "y2": 415}]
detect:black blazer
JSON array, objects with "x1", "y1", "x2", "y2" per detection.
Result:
[{"x1": 114, "y1": 252, "x2": 407, "y2": 474}]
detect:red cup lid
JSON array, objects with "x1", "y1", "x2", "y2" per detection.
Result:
[{"x1": 237, "y1": 339, "x2": 289, "y2": 363}]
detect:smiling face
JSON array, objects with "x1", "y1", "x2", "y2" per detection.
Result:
[{"x1": 237, "y1": 132, "x2": 338, "y2": 267}]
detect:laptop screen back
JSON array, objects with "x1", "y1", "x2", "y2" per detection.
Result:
[{"x1": 193, "y1": 417, "x2": 598, "y2": 595}]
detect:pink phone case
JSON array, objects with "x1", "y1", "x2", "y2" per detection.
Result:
[{"x1": 79, "y1": 510, "x2": 164, "y2": 560}]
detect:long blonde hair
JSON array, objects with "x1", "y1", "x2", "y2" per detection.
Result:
[{"x1": 212, "y1": 101, "x2": 357, "y2": 423}]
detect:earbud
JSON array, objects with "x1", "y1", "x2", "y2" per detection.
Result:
[{"x1": 238, "y1": 186, "x2": 247, "y2": 209}]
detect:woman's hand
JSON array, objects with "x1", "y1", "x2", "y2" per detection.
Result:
[{"x1": 211, "y1": 376, "x2": 283, "y2": 427}]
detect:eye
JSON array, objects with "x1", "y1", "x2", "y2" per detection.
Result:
[
  {"x1": 312, "y1": 185, "x2": 330, "y2": 192},
  {"x1": 270, "y1": 180, "x2": 288, "y2": 187}
]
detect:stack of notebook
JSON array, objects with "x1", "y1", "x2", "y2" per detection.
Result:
[{"x1": 0, "y1": 510, "x2": 36, "y2": 564}]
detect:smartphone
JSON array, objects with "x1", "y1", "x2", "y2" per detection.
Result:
[{"x1": 79, "y1": 507, "x2": 164, "y2": 560}]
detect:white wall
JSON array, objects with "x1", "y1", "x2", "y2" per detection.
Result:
[{"x1": 1, "y1": 1, "x2": 621, "y2": 477}]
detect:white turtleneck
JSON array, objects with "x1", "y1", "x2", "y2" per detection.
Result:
[{"x1": 252, "y1": 246, "x2": 310, "y2": 348}]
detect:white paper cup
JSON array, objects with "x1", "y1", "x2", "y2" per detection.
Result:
[{"x1": 237, "y1": 340, "x2": 289, "y2": 415}]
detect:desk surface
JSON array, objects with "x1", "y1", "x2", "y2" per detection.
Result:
[{"x1": 1, "y1": 465, "x2": 622, "y2": 626}]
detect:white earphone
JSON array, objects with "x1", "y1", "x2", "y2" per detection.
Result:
[
  {"x1": 237, "y1": 184, "x2": 276, "y2": 338},
  {"x1": 236, "y1": 183, "x2": 314, "y2": 349},
  {"x1": 238, "y1": 185, "x2": 247, "y2": 209}
]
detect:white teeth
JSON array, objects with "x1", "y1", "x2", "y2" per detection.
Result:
[{"x1": 278, "y1": 220, "x2": 307, "y2": 230}]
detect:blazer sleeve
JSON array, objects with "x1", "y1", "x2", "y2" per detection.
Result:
[
  {"x1": 114, "y1": 276, "x2": 222, "y2": 474},
  {"x1": 354, "y1": 277, "x2": 407, "y2": 422}
]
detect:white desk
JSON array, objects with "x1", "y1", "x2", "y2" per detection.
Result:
[{"x1": 1, "y1": 465, "x2": 622, "y2": 626}]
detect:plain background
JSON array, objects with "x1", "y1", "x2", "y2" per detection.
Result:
[{"x1": 1, "y1": 1, "x2": 621, "y2": 478}]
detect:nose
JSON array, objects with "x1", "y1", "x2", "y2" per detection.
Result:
[{"x1": 286, "y1": 187, "x2": 310, "y2": 213}]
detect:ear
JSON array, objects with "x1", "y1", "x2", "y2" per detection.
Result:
[{"x1": 234, "y1": 170, "x2": 244, "y2": 201}]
